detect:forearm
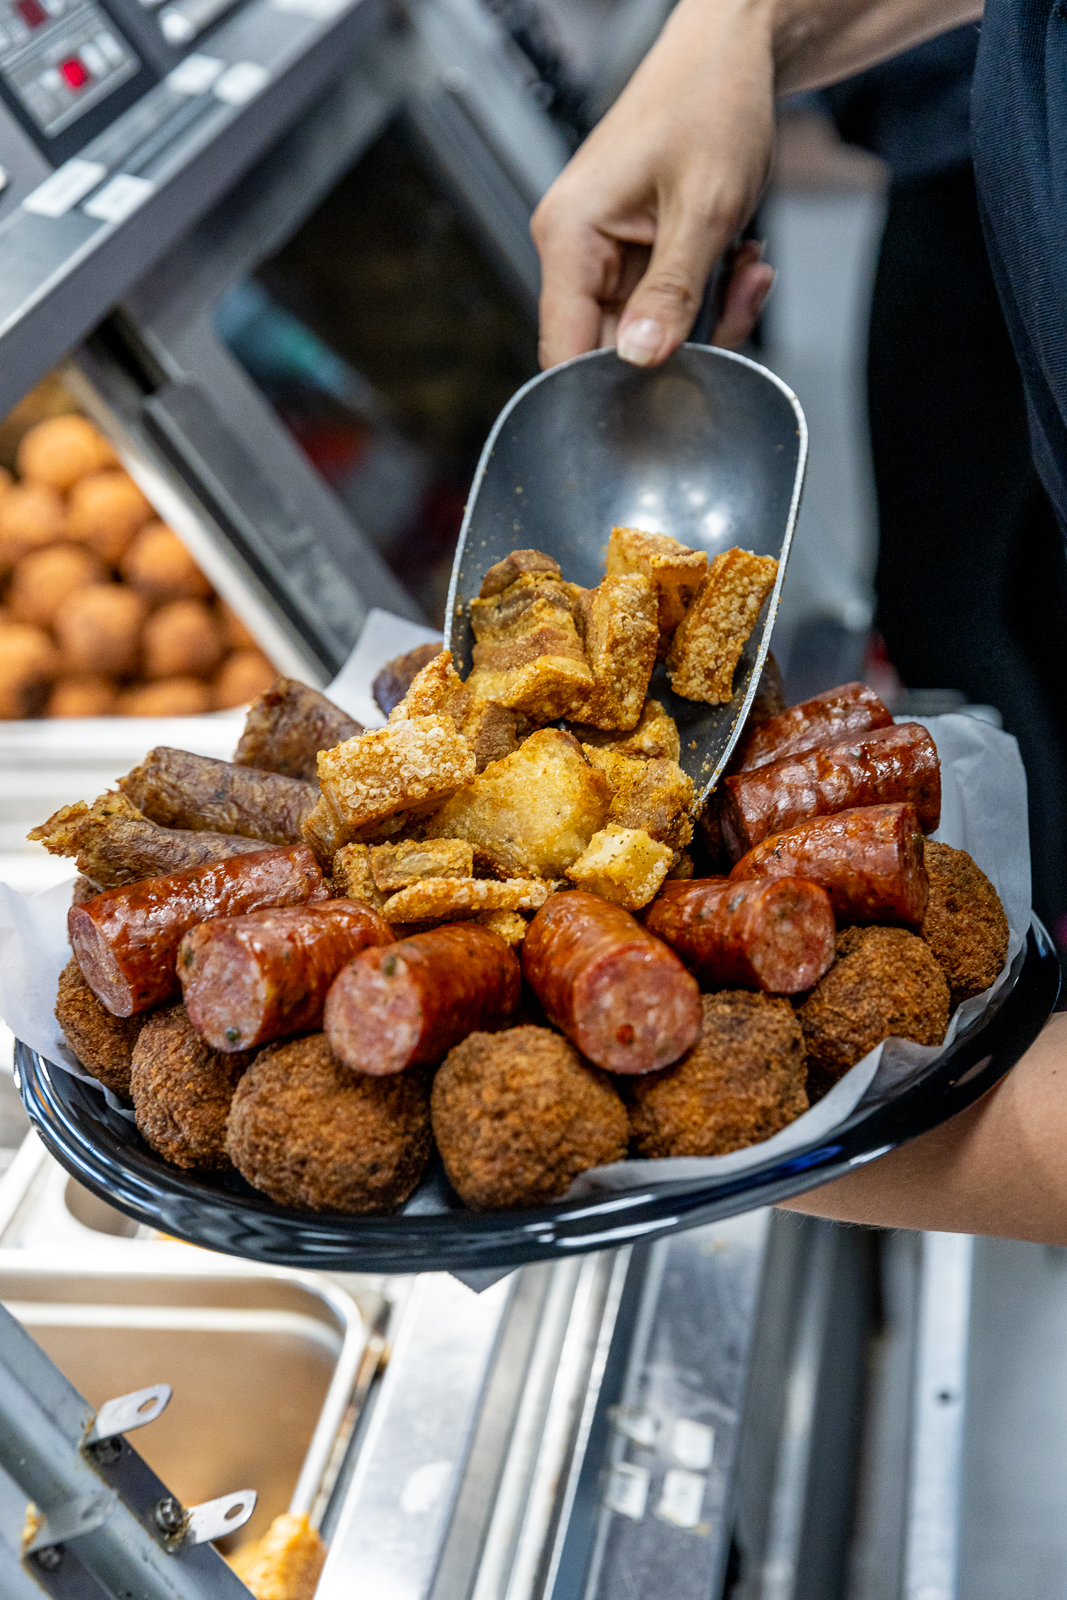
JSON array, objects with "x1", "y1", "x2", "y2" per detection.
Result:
[{"x1": 782, "y1": 1014, "x2": 1067, "y2": 1243}]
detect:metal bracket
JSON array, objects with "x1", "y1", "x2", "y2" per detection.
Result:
[
  {"x1": 23, "y1": 1490, "x2": 117, "y2": 1556},
  {"x1": 85, "y1": 1384, "x2": 172, "y2": 1447},
  {"x1": 185, "y1": 1489, "x2": 257, "y2": 1547}
]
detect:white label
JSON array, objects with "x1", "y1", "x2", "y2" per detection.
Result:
[
  {"x1": 605, "y1": 1462, "x2": 649, "y2": 1522},
  {"x1": 656, "y1": 1468, "x2": 706, "y2": 1529},
  {"x1": 166, "y1": 53, "x2": 224, "y2": 94},
  {"x1": 159, "y1": 9, "x2": 195, "y2": 42},
  {"x1": 24, "y1": 159, "x2": 106, "y2": 217},
  {"x1": 612, "y1": 1408, "x2": 658, "y2": 1448},
  {"x1": 671, "y1": 1418, "x2": 714, "y2": 1471},
  {"x1": 213, "y1": 61, "x2": 269, "y2": 105},
  {"x1": 83, "y1": 174, "x2": 154, "y2": 222},
  {"x1": 271, "y1": 0, "x2": 349, "y2": 16}
]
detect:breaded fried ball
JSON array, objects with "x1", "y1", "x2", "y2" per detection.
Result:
[
  {"x1": 120, "y1": 522, "x2": 212, "y2": 603},
  {"x1": 226, "y1": 1033, "x2": 433, "y2": 1212},
  {"x1": 67, "y1": 470, "x2": 153, "y2": 564},
  {"x1": 0, "y1": 466, "x2": 12, "y2": 498},
  {"x1": 55, "y1": 957, "x2": 142, "y2": 1097},
  {"x1": 213, "y1": 649, "x2": 276, "y2": 709},
  {"x1": 46, "y1": 675, "x2": 117, "y2": 717},
  {"x1": 797, "y1": 925, "x2": 950, "y2": 1098},
  {"x1": 628, "y1": 992, "x2": 808, "y2": 1158},
  {"x1": 16, "y1": 415, "x2": 117, "y2": 489},
  {"x1": 922, "y1": 840, "x2": 1009, "y2": 1006},
  {"x1": 219, "y1": 600, "x2": 258, "y2": 652},
  {"x1": 53, "y1": 583, "x2": 146, "y2": 675},
  {"x1": 8, "y1": 543, "x2": 107, "y2": 629},
  {"x1": 432, "y1": 1025, "x2": 628, "y2": 1210},
  {"x1": 0, "y1": 482, "x2": 66, "y2": 568},
  {"x1": 131, "y1": 1004, "x2": 253, "y2": 1169},
  {"x1": 0, "y1": 622, "x2": 59, "y2": 718},
  {"x1": 142, "y1": 598, "x2": 223, "y2": 680},
  {"x1": 116, "y1": 677, "x2": 212, "y2": 716}
]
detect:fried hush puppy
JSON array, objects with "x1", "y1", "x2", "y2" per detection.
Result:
[
  {"x1": 796, "y1": 925, "x2": 950, "y2": 1099},
  {"x1": 130, "y1": 1004, "x2": 253, "y2": 1169},
  {"x1": 226, "y1": 1033, "x2": 432, "y2": 1212},
  {"x1": 921, "y1": 840, "x2": 1009, "y2": 1006},
  {"x1": 55, "y1": 957, "x2": 142, "y2": 1097},
  {"x1": 627, "y1": 991, "x2": 809, "y2": 1159},
  {"x1": 431, "y1": 1025, "x2": 628, "y2": 1210}
]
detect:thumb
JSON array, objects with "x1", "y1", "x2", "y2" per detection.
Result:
[{"x1": 615, "y1": 208, "x2": 722, "y2": 367}]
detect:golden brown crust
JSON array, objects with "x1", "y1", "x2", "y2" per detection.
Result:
[
  {"x1": 796, "y1": 925, "x2": 950, "y2": 1098},
  {"x1": 565, "y1": 825, "x2": 673, "y2": 910},
  {"x1": 130, "y1": 1003, "x2": 252, "y2": 1167},
  {"x1": 372, "y1": 643, "x2": 444, "y2": 717},
  {"x1": 920, "y1": 840, "x2": 1009, "y2": 1006},
  {"x1": 378, "y1": 876, "x2": 551, "y2": 923},
  {"x1": 627, "y1": 991, "x2": 808, "y2": 1158},
  {"x1": 309, "y1": 716, "x2": 475, "y2": 857},
  {"x1": 567, "y1": 575, "x2": 658, "y2": 730},
  {"x1": 667, "y1": 548, "x2": 779, "y2": 704},
  {"x1": 466, "y1": 563, "x2": 593, "y2": 719},
  {"x1": 431, "y1": 1026, "x2": 628, "y2": 1209},
  {"x1": 605, "y1": 526, "x2": 708, "y2": 653},
  {"x1": 568, "y1": 699, "x2": 681, "y2": 762},
  {"x1": 55, "y1": 957, "x2": 142, "y2": 1096},
  {"x1": 583, "y1": 748, "x2": 695, "y2": 851},
  {"x1": 225, "y1": 1033, "x2": 432, "y2": 1212}
]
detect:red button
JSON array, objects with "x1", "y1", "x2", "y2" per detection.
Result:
[
  {"x1": 16, "y1": 0, "x2": 48, "y2": 27},
  {"x1": 59, "y1": 57, "x2": 89, "y2": 88}
]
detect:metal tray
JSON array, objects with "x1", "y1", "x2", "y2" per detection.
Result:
[{"x1": 14, "y1": 920, "x2": 1059, "y2": 1274}]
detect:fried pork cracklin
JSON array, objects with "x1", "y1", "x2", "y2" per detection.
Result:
[
  {"x1": 226, "y1": 1033, "x2": 433, "y2": 1213},
  {"x1": 797, "y1": 926, "x2": 951, "y2": 1099},
  {"x1": 130, "y1": 1005, "x2": 254, "y2": 1170},
  {"x1": 431, "y1": 1026, "x2": 628, "y2": 1210},
  {"x1": 55, "y1": 958, "x2": 143, "y2": 1097},
  {"x1": 921, "y1": 840, "x2": 1010, "y2": 1006},
  {"x1": 628, "y1": 992, "x2": 809, "y2": 1159}
]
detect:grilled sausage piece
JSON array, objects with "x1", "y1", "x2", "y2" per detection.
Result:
[
  {"x1": 120, "y1": 747, "x2": 317, "y2": 844},
  {"x1": 325, "y1": 922, "x2": 520, "y2": 1075},
  {"x1": 730, "y1": 803, "x2": 929, "y2": 925},
  {"x1": 234, "y1": 678, "x2": 363, "y2": 782},
  {"x1": 69, "y1": 844, "x2": 329, "y2": 1017},
  {"x1": 731, "y1": 681, "x2": 893, "y2": 773},
  {"x1": 644, "y1": 877, "x2": 836, "y2": 994},
  {"x1": 720, "y1": 722, "x2": 940, "y2": 861},
  {"x1": 179, "y1": 900, "x2": 395, "y2": 1052},
  {"x1": 522, "y1": 891, "x2": 702, "y2": 1074}
]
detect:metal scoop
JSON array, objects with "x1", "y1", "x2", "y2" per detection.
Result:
[{"x1": 445, "y1": 344, "x2": 807, "y2": 809}]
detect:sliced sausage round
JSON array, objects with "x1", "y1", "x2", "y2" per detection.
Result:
[
  {"x1": 644, "y1": 876, "x2": 836, "y2": 993},
  {"x1": 731, "y1": 680, "x2": 892, "y2": 773}
]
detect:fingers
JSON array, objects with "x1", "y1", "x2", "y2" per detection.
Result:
[
  {"x1": 712, "y1": 248, "x2": 775, "y2": 348},
  {"x1": 615, "y1": 201, "x2": 728, "y2": 366}
]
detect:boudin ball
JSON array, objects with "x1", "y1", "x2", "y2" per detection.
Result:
[
  {"x1": 46, "y1": 676, "x2": 118, "y2": 717},
  {"x1": 218, "y1": 600, "x2": 258, "y2": 652},
  {"x1": 0, "y1": 483, "x2": 67, "y2": 570},
  {"x1": 120, "y1": 522, "x2": 212, "y2": 604},
  {"x1": 117, "y1": 678, "x2": 212, "y2": 717},
  {"x1": 67, "y1": 471, "x2": 154, "y2": 564},
  {"x1": 0, "y1": 466, "x2": 12, "y2": 498},
  {"x1": 213, "y1": 649, "x2": 276, "y2": 709},
  {"x1": 7, "y1": 543, "x2": 107, "y2": 629},
  {"x1": 16, "y1": 415, "x2": 118, "y2": 490},
  {"x1": 142, "y1": 598, "x2": 223, "y2": 681},
  {"x1": 52, "y1": 583, "x2": 146, "y2": 676},
  {"x1": 0, "y1": 622, "x2": 60, "y2": 718}
]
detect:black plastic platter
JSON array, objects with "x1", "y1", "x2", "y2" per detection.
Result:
[{"x1": 14, "y1": 919, "x2": 1059, "y2": 1274}]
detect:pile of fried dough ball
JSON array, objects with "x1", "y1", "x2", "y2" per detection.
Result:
[{"x1": 0, "y1": 412, "x2": 275, "y2": 718}]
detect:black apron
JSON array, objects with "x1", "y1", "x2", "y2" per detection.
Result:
[{"x1": 972, "y1": 0, "x2": 1067, "y2": 530}]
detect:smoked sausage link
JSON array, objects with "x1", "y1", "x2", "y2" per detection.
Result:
[
  {"x1": 179, "y1": 900, "x2": 394, "y2": 1052},
  {"x1": 729, "y1": 802, "x2": 929, "y2": 925},
  {"x1": 732, "y1": 681, "x2": 892, "y2": 773},
  {"x1": 325, "y1": 922, "x2": 520, "y2": 1075},
  {"x1": 522, "y1": 891, "x2": 702, "y2": 1074},
  {"x1": 69, "y1": 844, "x2": 328, "y2": 1018},
  {"x1": 120, "y1": 747, "x2": 317, "y2": 844},
  {"x1": 720, "y1": 722, "x2": 940, "y2": 861},
  {"x1": 644, "y1": 877, "x2": 836, "y2": 994}
]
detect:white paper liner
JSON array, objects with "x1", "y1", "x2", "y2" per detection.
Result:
[{"x1": 0, "y1": 609, "x2": 1032, "y2": 1197}]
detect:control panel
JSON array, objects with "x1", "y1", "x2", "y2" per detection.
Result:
[{"x1": 0, "y1": 0, "x2": 139, "y2": 136}]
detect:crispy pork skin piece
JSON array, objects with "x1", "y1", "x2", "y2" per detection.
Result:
[
  {"x1": 369, "y1": 838, "x2": 474, "y2": 891},
  {"x1": 644, "y1": 876, "x2": 836, "y2": 993},
  {"x1": 796, "y1": 925, "x2": 950, "y2": 1098},
  {"x1": 55, "y1": 957, "x2": 143, "y2": 1096},
  {"x1": 667, "y1": 548, "x2": 779, "y2": 703},
  {"x1": 331, "y1": 843, "x2": 385, "y2": 907},
  {"x1": 565, "y1": 825, "x2": 674, "y2": 911},
  {"x1": 628, "y1": 991, "x2": 809, "y2": 1157},
  {"x1": 387, "y1": 649, "x2": 519, "y2": 772},
  {"x1": 569, "y1": 698, "x2": 681, "y2": 762},
  {"x1": 372, "y1": 642, "x2": 443, "y2": 717},
  {"x1": 120, "y1": 747, "x2": 317, "y2": 845},
  {"x1": 605, "y1": 525, "x2": 709, "y2": 654},
  {"x1": 130, "y1": 1004, "x2": 253, "y2": 1169},
  {"x1": 226, "y1": 1033, "x2": 433, "y2": 1212},
  {"x1": 30, "y1": 792, "x2": 265, "y2": 889},
  {"x1": 583, "y1": 748, "x2": 695, "y2": 850},
  {"x1": 465, "y1": 552, "x2": 594, "y2": 719},
  {"x1": 921, "y1": 840, "x2": 1009, "y2": 1005},
  {"x1": 720, "y1": 722, "x2": 942, "y2": 859},
  {"x1": 234, "y1": 678, "x2": 362, "y2": 781},
  {"x1": 567, "y1": 574, "x2": 658, "y2": 730},
  {"x1": 376, "y1": 877, "x2": 552, "y2": 924},
  {"x1": 431, "y1": 1025, "x2": 628, "y2": 1209},
  {"x1": 227, "y1": 1512, "x2": 326, "y2": 1599},
  {"x1": 178, "y1": 900, "x2": 394, "y2": 1052},
  {"x1": 731, "y1": 681, "x2": 893, "y2": 773},
  {"x1": 69, "y1": 844, "x2": 328, "y2": 1017}
]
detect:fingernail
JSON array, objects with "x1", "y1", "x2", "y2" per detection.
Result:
[{"x1": 617, "y1": 318, "x2": 664, "y2": 366}]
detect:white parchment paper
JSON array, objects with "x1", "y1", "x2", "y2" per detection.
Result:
[{"x1": 0, "y1": 610, "x2": 1032, "y2": 1196}]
